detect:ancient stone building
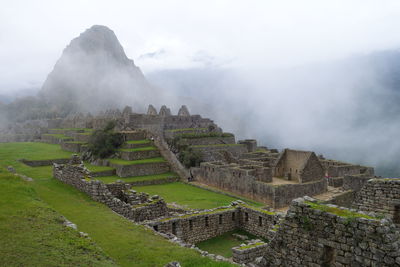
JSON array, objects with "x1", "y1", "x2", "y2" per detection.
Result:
[{"x1": 274, "y1": 149, "x2": 325, "y2": 183}]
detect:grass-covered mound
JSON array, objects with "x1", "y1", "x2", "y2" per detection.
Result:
[{"x1": 0, "y1": 170, "x2": 116, "y2": 267}]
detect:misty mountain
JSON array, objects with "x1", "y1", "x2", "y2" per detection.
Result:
[{"x1": 39, "y1": 25, "x2": 156, "y2": 114}]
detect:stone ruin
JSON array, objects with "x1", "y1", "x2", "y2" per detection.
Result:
[{"x1": 53, "y1": 156, "x2": 169, "y2": 222}]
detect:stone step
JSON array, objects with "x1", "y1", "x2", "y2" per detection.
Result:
[
  {"x1": 122, "y1": 140, "x2": 152, "y2": 149},
  {"x1": 121, "y1": 131, "x2": 146, "y2": 141},
  {"x1": 108, "y1": 158, "x2": 170, "y2": 178},
  {"x1": 118, "y1": 147, "x2": 161, "y2": 161}
]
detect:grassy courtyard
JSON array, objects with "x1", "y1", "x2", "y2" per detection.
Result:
[
  {"x1": 0, "y1": 142, "x2": 236, "y2": 266},
  {"x1": 133, "y1": 182, "x2": 262, "y2": 210}
]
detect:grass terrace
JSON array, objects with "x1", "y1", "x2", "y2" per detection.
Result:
[
  {"x1": 42, "y1": 133, "x2": 73, "y2": 140},
  {"x1": 134, "y1": 182, "x2": 256, "y2": 210},
  {"x1": 176, "y1": 132, "x2": 234, "y2": 139},
  {"x1": 166, "y1": 128, "x2": 208, "y2": 133},
  {"x1": 191, "y1": 144, "x2": 243, "y2": 148},
  {"x1": 84, "y1": 162, "x2": 115, "y2": 173},
  {"x1": 118, "y1": 146, "x2": 157, "y2": 152},
  {"x1": 96, "y1": 172, "x2": 178, "y2": 184},
  {"x1": 108, "y1": 157, "x2": 166, "y2": 166},
  {"x1": 64, "y1": 141, "x2": 87, "y2": 144},
  {"x1": 196, "y1": 230, "x2": 261, "y2": 258},
  {"x1": 126, "y1": 140, "x2": 151, "y2": 145},
  {"x1": 0, "y1": 170, "x2": 116, "y2": 267},
  {"x1": 0, "y1": 142, "x2": 235, "y2": 267}
]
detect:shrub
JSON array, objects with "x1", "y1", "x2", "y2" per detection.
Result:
[
  {"x1": 178, "y1": 148, "x2": 203, "y2": 168},
  {"x1": 87, "y1": 121, "x2": 124, "y2": 159}
]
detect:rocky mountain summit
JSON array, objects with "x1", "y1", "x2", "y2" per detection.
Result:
[{"x1": 39, "y1": 25, "x2": 156, "y2": 114}]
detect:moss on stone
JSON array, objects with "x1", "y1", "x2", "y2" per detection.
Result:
[
  {"x1": 305, "y1": 201, "x2": 378, "y2": 220},
  {"x1": 239, "y1": 203, "x2": 275, "y2": 215},
  {"x1": 237, "y1": 242, "x2": 265, "y2": 250}
]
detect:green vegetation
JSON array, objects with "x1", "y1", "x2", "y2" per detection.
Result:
[
  {"x1": 0, "y1": 142, "x2": 235, "y2": 267},
  {"x1": 0, "y1": 142, "x2": 72, "y2": 161},
  {"x1": 196, "y1": 230, "x2": 259, "y2": 258},
  {"x1": 236, "y1": 242, "x2": 265, "y2": 250},
  {"x1": 0, "y1": 170, "x2": 116, "y2": 266},
  {"x1": 305, "y1": 201, "x2": 378, "y2": 220},
  {"x1": 240, "y1": 203, "x2": 275, "y2": 215},
  {"x1": 192, "y1": 144, "x2": 243, "y2": 148},
  {"x1": 109, "y1": 157, "x2": 166, "y2": 166},
  {"x1": 84, "y1": 162, "x2": 115, "y2": 173},
  {"x1": 175, "y1": 132, "x2": 233, "y2": 139},
  {"x1": 178, "y1": 147, "x2": 203, "y2": 168},
  {"x1": 64, "y1": 141, "x2": 87, "y2": 144},
  {"x1": 160, "y1": 207, "x2": 235, "y2": 222},
  {"x1": 166, "y1": 128, "x2": 207, "y2": 133},
  {"x1": 96, "y1": 172, "x2": 178, "y2": 184},
  {"x1": 134, "y1": 182, "x2": 248, "y2": 209},
  {"x1": 126, "y1": 140, "x2": 151, "y2": 144},
  {"x1": 118, "y1": 146, "x2": 157, "y2": 152},
  {"x1": 87, "y1": 122, "x2": 124, "y2": 159},
  {"x1": 42, "y1": 133, "x2": 73, "y2": 140}
]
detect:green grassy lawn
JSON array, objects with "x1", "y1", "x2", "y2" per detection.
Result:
[
  {"x1": 126, "y1": 140, "x2": 151, "y2": 144},
  {"x1": 96, "y1": 172, "x2": 178, "y2": 184},
  {"x1": 196, "y1": 230, "x2": 259, "y2": 258},
  {"x1": 0, "y1": 142, "x2": 235, "y2": 266},
  {"x1": 134, "y1": 182, "x2": 252, "y2": 209},
  {"x1": 0, "y1": 170, "x2": 116, "y2": 267},
  {"x1": 42, "y1": 133, "x2": 73, "y2": 140},
  {"x1": 118, "y1": 146, "x2": 157, "y2": 152},
  {"x1": 108, "y1": 157, "x2": 166, "y2": 166},
  {"x1": 0, "y1": 142, "x2": 72, "y2": 161},
  {"x1": 84, "y1": 162, "x2": 115, "y2": 173}
]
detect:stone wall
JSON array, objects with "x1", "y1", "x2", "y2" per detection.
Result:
[
  {"x1": 61, "y1": 142, "x2": 85, "y2": 153},
  {"x1": 194, "y1": 162, "x2": 327, "y2": 208},
  {"x1": 20, "y1": 158, "x2": 71, "y2": 167},
  {"x1": 181, "y1": 136, "x2": 235, "y2": 146},
  {"x1": 192, "y1": 144, "x2": 248, "y2": 162},
  {"x1": 119, "y1": 149, "x2": 160, "y2": 161},
  {"x1": 150, "y1": 207, "x2": 239, "y2": 243},
  {"x1": 149, "y1": 203, "x2": 280, "y2": 244},
  {"x1": 263, "y1": 197, "x2": 400, "y2": 267},
  {"x1": 232, "y1": 242, "x2": 268, "y2": 264},
  {"x1": 343, "y1": 174, "x2": 375, "y2": 192},
  {"x1": 53, "y1": 160, "x2": 168, "y2": 222},
  {"x1": 354, "y1": 178, "x2": 400, "y2": 223},
  {"x1": 111, "y1": 162, "x2": 170, "y2": 177},
  {"x1": 324, "y1": 190, "x2": 355, "y2": 208}
]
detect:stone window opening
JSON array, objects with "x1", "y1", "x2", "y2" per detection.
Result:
[
  {"x1": 394, "y1": 205, "x2": 400, "y2": 224},
  {"x1": 205, "y1": 216, "x2": 209, "y2": 227},
  {"x1": 219, "y1": 214, "x2": 223, "y2": 224},
  {"x1": 259, "y1": 216, "x2": 262, "y2": 226},
  {"x1": 321, "y1": 245, "x2": 336, "y2": 266},
  {"x1": 172, "y1": 222, "x2": 177, "y2": 235},
  {"x1": 232, "y1": 212, "x2": 236, "y2": 221},
  {"x1": 189, "y1": 220, "x2": 193, "y2": 230},
  {"x1": 153, "y1": 225, "x2": 158, "y2": 232},
  {"x1": 245, "y1": 212, "x2": 249, "y2": 222}
]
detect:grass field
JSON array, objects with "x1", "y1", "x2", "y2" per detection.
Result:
[
  {"x1": 84, "y1": 162, "x2": 115, "y2": 173},
  {"x1": 0, "y1": 170, "x2": 116, "y2": 267},
  {"x1": 196, "y1": 230, "x2": 260, "y2": 258},
  {"x1": 108, "y1": 157, "x2": 166, "y2": 165},
  {"x1": 133, "y1": 182, "x2": 262, "y2": 209},
  {"x1": 0, "y1": 142, "x2": 235, "y2": 266},
  {"x1": 118, "y1": 146, "x2": 157, "y2": 152},
  {"x1": 96, "y1": 172, "x2": 178, "y2": 184},
  {"x1": 126, "y1": 140, "x2": 151, "y2": 144}
]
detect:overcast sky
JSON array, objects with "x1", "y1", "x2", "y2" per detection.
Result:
[{"x1": 1, "y1": 0, "x2": 400, "y2": 93}]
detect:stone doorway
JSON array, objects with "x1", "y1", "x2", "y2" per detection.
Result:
[
  {"x1": 394, "y1": 205, "x2": 400, "y2": 224},
  {"x1": 321, "y1": 245, "x2": 335, "y2": 267}
]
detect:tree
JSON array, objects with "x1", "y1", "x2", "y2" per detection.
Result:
[{"x1": 87, "y1": 121, "x2": 124, "y2": 159}]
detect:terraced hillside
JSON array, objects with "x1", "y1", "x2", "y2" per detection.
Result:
[{"x1": 0, "y1": 142, "x2": 236, "y2": 267}]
